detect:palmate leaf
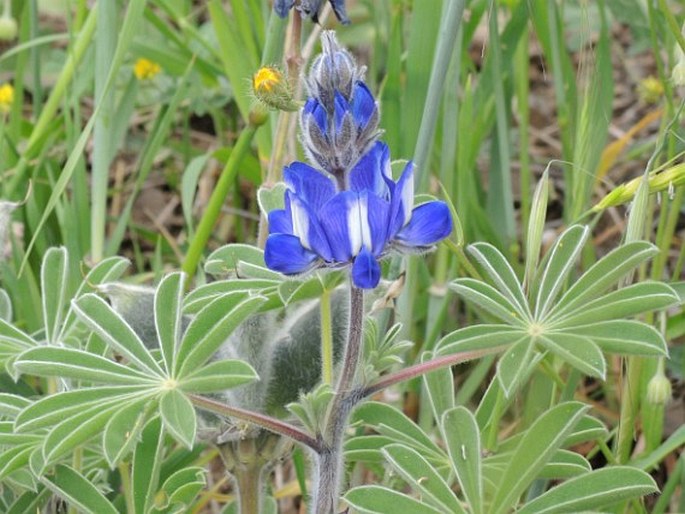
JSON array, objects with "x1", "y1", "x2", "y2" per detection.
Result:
[
  {"x1": 468, "y1": 242, "x2": 529, "y2": 316},
  {"x1": 159, "y1": 389, "x2": 196, "y2": 450},
  {"x1": 132, "y1": 417, "x2": 165, "y2": 514},
  {"x1": 178, "y1": 359, "x2": 258, "y2": 394},
  {"x1": 103, "y1": 396, "x2": 153, "y2": 468},
  {"x1": 41, "y1": 464, "x2": 117, "y2": 514},
  {"x1": 516, "y1": 467, "x2": 657, "y2": 514},
  {"x1": 381, "y1": 444, "x2": 465, "y2": 514},
  {"x1": 155, "y1": 272, "x2": 185, "y2": 373},
  {"x1": 204, "y1": 243, "x2": 279, "y2": 278},
  {"x1": 569, "y1": 320, "x2": 667, "y2": 356},
  {"x1": 442, "y1": 407, "x2": 482, "y2": 514},
  {"x1": 490, "y1": 402, "x2": 589, "y2": 514},
  {"x1": 344, "y1": 485, "x2": 444, "y2": 514},
  {"x1": 497, "y1": 337, "x2": 535, "y2": 395},
  {"x1": 449, "y1": 279, "x2": 527, "y2": 326},
  {"x1": 538, "y1": 334, "x2": 606, "y2": 379},
  {"x1": 421, "y1": 351, "x2": 455, "y2": 421},
  {"x1": 40, "y1": 247, "x2": 69, "y2": 345},
  {"x1": 437, "y1": 324, "x2": 527, "y2": 356},
  {"x1": 183, "y1": 279, "x2": 276, "y2": 314},
  {"x1": 153, "y1": 467, "x2": 206, "y2": 512}
]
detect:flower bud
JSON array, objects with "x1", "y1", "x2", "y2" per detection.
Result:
[
  {"x1": 252, "y1": 66, "x2": 298, "y2": 112},
  {"x1": 0, "y1": 15, "x2": 17, "y2": 41},
  {"x1": 646, "y1": 369, "x2": 672, "y2": 405},
  {"x1": 306, "y1": 31, "x2": 362, "y2": 108}
]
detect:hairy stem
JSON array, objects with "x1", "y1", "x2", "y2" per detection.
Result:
[
  {"x1": 321, "y1": 287, "x2": 334, "y2": 385},
  {"x1": 311, "y1": 285, "x2": 364, "y2": 514},
  {"x1": 188, "y1": 394, "x2": 321, "y2": 451}
]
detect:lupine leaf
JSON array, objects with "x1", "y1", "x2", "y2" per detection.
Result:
[
  {"x1": 132, "y1": 417, "x2": 165, "y2": 513},
  {"x1": 0, "y1": 319, "x2": 36, "y2": 349},
  {"x1": 344, "y1": 485, "x2": 443, "y2": 514},
  {"x1": 0, "y1": 393, "x2": 31, "y2": 418},
  {"x1": 497, "y1": 337, "x2": 534, "y2": 396},
  {"x1": 421, "y1": 351, "x2": 454, "y2": 421},
  {"x1": 160, "y1": 389, "x2": 196, "y2": 449},
  {"x1": 450, "y1": 279, "x2": 526, "y2": 326},
  {"x1": 516, "y1": 467, "x2": 657, "y2": 514},
  {"x1": 549, "y1": 241, "x2": 658, "y2": 318},
  {"x1": 42, "y1": 402, "x2": 123, "y2": 465},
  {"x1": 490, "y1": 402, "x2": 589, "y2": 514},
  {"x1": 154, "y1": 272, "x2": 185, "y2": 373},
  {"x1": 382, "y1": 444, "x2": 465, "y2": 514},
  {"x1": 535, "y1": 449, "x2": 591, "y2": 479},
  {"x1": 534, "y1": 225, "x2": 589, "y2": 319},
  {"x1": 40, "y1": 247, "x2": 69, "y2": 345},
  {"x1": 565, "y1": 320, "x2": 667, "y2": 356},
  {"x1": 0, "y1": 288, "x2": 12, "y2": 321},
  {"x1": 176, "y1": 293, "x2": 266, "y2": 376},
  {"x1": 353, "y1": 402, "x2": 444, "y2": 458},
  {"x1": 538, "y1": 334, "x2": 606, "y2": 379},
  {"x1": 178, "y1": 359, "x2": 257, "y2": 393},
  {"x1": 183, "y1": 279, "x2": 275, "y2": 314},
  {"x1": 59, "y1": 256, "x2": 130, "y2": 340},
  {"x1": 73, "y1": 293, "x2": 165, "y2": 376},
  {"x1": 468, "y1": 242, "x2": 529, "y2": 316},
  {"x1": 41, "y1": 464, "x2": 117, "y2": 514},
  {"x1": 549, "y1": 282, "x2": 678, "y2": 328},
  {"x1": 204, "y1": 243, "x2": 270, "y2": 276},
  {"x1": 6, "y1": 489, "x2": 51, "y2": 514},
  {"x1": 13, "y1": 347, "x2": 156, "y2": 386},
  {"x1": 0, "y1": 445, "x2": 34, "y2": 481},
  {"x1": 103, "y1": 397, "x2": 153, "y2": 468},
  {"x1": 15, "y1": 386, "x2": 148, "y2": 432},
  {"x1": 437, "y1": 324, "x2": 527, "y2": 356},
  {"x1": 157, "y1": 467, "x2": 206, "y2": 510},
  {"x1": 442, "y1": 407, "x2": 483, "y2": 514}
]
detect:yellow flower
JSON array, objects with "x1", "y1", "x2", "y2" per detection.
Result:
[
  {"x1": 0, "y1": 83, "x2": 14, "y2": 113},
  {"x1": 253, "y1": 66, "x2": 283, "y2": 94},
  {"x1": 133, "y1": 58, "x2": 161, "y2": 81},
  {"x1": 252, "y1": 66, "x2": 298, "y2": 112}
]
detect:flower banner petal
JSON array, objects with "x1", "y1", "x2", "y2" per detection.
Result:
[
  {"x1": 349, "y1": 142, "x2": 391, "y2": 200},
  {"x1": 284, "y1": 161, "x2": 336, "y2": 211}
]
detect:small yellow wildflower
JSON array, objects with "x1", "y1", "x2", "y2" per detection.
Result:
[
  {"x1": 637, "y1": 76, "x2": 664, "y2": 104},
  {"x1": 133, "y1": 58, "x2": 161, "y2": 81},
  {"x1": 252, "y1": 66, "x2": 298, "y2": 112},
  {"x1": 0, "y1": 83, "x2": 14, "y2": 113}
]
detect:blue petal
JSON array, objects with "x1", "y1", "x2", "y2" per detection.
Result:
[
  {"x1": 274, "y1": 0, "x2": 295, "y2": 17},
  {"x1": 318, "y1": 191, "x2": 357, "y2": 262},
  {"x1": 303, "y1": 98, "x2": 327, "y2": 134},
  {"x1": 287, "y1": 191, "x2": 333, "y2": 261},
  {"x1": 349, "y1": 142, "x2": 391, "y2": 200},
  {"x1": 283, "y1": 162, "x2": 336, "y2": 212},
  {"x1": 334, "y1": 91, "x2": 349, "y2": 131},
  {"x1": 388, "y1": 161, "x2": 414, "y2": 238},
  {"x1": 351, "y1": 246, "x2": 381, "y2": 289},
  {"x1": 350, "y1": 81, "x2": 376, "y2": 128},
  {"x1": 395, "y1": 201, "x2": 453, "y2": 247},
  {"x1": 329, "y1": 0, "x2": 350, "y2": 24},
  {"x1": 366, "y1": 192, "x2": 390, "y2": 256},
  {"x1": 268, "y1": 209, "x2": 292, "y2": 235},
  {"x1": 265, "y1": 234, "x2": 319, "y2": 275}
]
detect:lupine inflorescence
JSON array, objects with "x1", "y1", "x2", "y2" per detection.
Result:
[
  {"x1": 264, "y1": 32, "x2": 453, "y2": 289},
  {"x1": 274, "y1": 0, "x2": 350, "y2": 24}
]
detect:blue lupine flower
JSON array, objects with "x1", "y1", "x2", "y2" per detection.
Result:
[
  {"x1": 301, "y1": 80, "x2": 379, "y2": 177},
  {"x1": 264, "y1": 142, "x2": 453, "y2": 289},
  {"x1": 274, "y1": 0, "x2": 350, "y2": 24}
]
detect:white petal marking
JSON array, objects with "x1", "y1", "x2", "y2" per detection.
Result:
[
  {"x1": 347, "y1": 196, "x2": 362, "y2": 256},
  {"x1": 401, "y1": 165, "x2": 414, "y2": 227},
  {"x1": 359, "y1": 194, "x2": 373, "y2": 251},
  {"x1": 290, "y1": 197, "x2": 311, "y2": 249}
]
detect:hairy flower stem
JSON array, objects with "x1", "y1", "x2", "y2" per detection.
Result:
[
  {"x1": 311, "y1": 285, "x2": 364, "y2": 514},
  {"x1": 188, "y1": 394, "x2": 321, "y2": 451}
]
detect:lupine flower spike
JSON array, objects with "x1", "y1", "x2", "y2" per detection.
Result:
[
  {"x1": 264, "y1": 32, "x2": 453, "y2": 289},
  {"x1": 274, "y1": 0, "x2": 350, "y2": 25}
]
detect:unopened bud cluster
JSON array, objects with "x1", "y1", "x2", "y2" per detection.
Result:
[{"x1": 300, "y1": 31, "x2": 380, "y2": 181}]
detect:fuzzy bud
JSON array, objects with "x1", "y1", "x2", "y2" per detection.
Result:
[
  {"x1": 0, "y1": 15, "x2": 17, "y2": 41},
  {"x1": 646, "y1": 370, "x2": 672, "y2": 405},
  {"x1": 252, "y1": 66, "x2": 299, "y2": 112},
  {"x1": 306, "y1": 31, "x2": 361, "y2": 108}
]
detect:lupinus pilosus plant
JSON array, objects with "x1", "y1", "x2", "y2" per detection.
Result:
[{"x1": 262, "y1": 32, "x2": 452, "y2": 512}]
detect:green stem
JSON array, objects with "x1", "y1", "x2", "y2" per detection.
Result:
[
  {"x1": 414, "y1": 0, "x2": 466, "y2": 191},
  {"x1": 6, "y1": 6, "x2": 98, "y2": 198},
  {"x1": 320, "y1": 287, "x2": 334, "y2": 386},
  {"x1": 118, "y1": 462, "x2": 135, "y2": 514},
  {"x1": 182, "y1": 125, "x2": 258, "y2": 278},
  {"x1": 616, "y1": 356, "x2": 643, "y2": 463}
]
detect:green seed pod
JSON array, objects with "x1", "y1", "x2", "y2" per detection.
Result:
[{"x1": 0, "y1": 16, "x2": 17, "y2": 41}]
